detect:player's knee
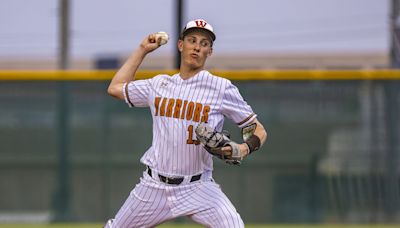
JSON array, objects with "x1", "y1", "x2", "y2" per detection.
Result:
[
  {"x1": 227, "y1": 212, "x2": 244, "y2": 228},
  {"x1": 103, "y1": 218, "x2": 115, "y2": 228},
  {"x1": 216, "y1": 208, "x2": 244, "y2": 228}
]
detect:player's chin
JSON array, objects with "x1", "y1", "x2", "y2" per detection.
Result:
[
  {"x1": 186, "y1": 60, "x2": 203, "y2": 69},
  {"x1": 193, "y1": 58, "x2": 207, "y2": 66}
]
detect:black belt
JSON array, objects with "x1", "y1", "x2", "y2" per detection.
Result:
[{"x1": 147, "y1": 167, "x2": 201, "y2": 185}]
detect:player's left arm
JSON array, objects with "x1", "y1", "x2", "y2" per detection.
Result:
[
  {"x1": 243, "y1": 118, "x2": 267, "y2": 155},
  {"x1": 219, "y1": 80, "x2": 267, "y2": 159}
]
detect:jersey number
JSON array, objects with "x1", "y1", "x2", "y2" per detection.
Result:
[{"x1": 186, "y1": 125, "x2": 200, "y2": 145}]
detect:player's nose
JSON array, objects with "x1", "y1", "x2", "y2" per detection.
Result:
[{"x1": 193, "y1": 42, "x2": 201, "y2": 51}]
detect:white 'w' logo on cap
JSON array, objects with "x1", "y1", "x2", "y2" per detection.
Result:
[{"x1": 195, "y1": 20, "x2": 207, "y2": 28}]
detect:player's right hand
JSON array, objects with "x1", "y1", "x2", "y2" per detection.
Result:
[{"x1": 140, "y1": 33, "x2": 163, "y2": 54}]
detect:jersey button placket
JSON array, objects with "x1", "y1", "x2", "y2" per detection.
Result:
[{"x1": 172, "y1": 141, "x2": 177, "y2": 172}]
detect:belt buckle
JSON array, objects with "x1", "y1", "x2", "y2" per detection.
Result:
[{"x1": 165, "y1": 178, "x2": 170, "y2": 184}]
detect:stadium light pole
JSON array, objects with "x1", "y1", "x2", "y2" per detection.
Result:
[
  {"x1": 52, "y1": 0, "x2": 71, "y2": 222},
  {"x1": 384, "y1": 0, "x2": 400, "y2": 222},
  {"x1": 390, "y1": 0, "x2": 400, "y2": 67},
  {"x1": 174, "y1": 0, "x2": 184, "y2": 69},
  {"x1": 59, "y1": 0, "x2": 70, "y2": 69}
]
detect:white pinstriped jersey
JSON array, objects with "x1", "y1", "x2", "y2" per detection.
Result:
[{"x1": 123, "y1": 70, "x2": 256, "y2": 176}]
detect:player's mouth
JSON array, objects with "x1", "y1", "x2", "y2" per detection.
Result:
[{"x1": 190, "y1": 53, "x2": 199, "y2": 59}]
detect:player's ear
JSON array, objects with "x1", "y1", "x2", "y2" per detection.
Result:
[
  {"x1": 207, "y1": 47, "x2": 213, "y2": 57},
  {"x1": 178, "y1": 39, "x2": 183, "y2": 52}
]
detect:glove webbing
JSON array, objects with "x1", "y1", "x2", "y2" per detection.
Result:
[{"x1": 205, "y1": 130, "x2": 218, "y2": 144}]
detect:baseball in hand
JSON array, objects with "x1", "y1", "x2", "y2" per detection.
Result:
[{"x1": 155, "y1": 31, "x2": 169, "y2": 45}]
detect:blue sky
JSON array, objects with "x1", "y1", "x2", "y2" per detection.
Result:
[{"x1": 0, "y1": 0, "x2": 389, "y2": 58}]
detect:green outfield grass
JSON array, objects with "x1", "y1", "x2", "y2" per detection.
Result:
[{"x1": 1, "y1": 224, "x2": 399, "y2": 228}]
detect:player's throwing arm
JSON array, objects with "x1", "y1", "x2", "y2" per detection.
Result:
[{"x1": 107, "y1": 31, "x2": 169, "y2": 101}]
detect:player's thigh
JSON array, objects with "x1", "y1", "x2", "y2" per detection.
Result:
[
  {"x1": 189, "y1": 181, "x2": 244, "y2": 228},
  {"x1": 111, "y1": 182, "x2": 173, "y2": 228}
]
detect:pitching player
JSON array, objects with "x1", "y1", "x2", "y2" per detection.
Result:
[{"x1": 105, "y1": 19, "x2": 267, "y2": 228}]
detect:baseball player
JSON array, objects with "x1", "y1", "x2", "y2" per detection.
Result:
[{"x1": 104, "y1": 19, "x2": 267, "y2": 228}]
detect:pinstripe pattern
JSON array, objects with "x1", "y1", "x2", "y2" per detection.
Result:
[
  {"x1": 107, "y1": 70, "x2": 254, "y2": 227},
  {"x1": 123, "y1": 70, "x2": 255, "y2": 176},
  {"x1": 105, "y1": 172, "x2": 244, "y2": 228}
]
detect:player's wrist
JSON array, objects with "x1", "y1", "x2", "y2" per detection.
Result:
[
  {"x1": 245, "y1": 134, "x2": 261, "y2": 154},
  {"x1": 137, "y1": 45, "x2": 150, "y2": 55},
  {"x1": 240, "y1": 143, "x2": 250, "y2": 157}
]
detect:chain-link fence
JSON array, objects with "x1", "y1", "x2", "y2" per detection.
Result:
[{"x1": 0, "y1": 73, "x2": 399, "y2": 224}]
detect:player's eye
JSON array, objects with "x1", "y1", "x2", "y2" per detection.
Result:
[
  {"x1": 187, "y1": 37, "x2": 196, "y2": 44},
  {"x1": 200, "y1": 40, "x2": 211, "y2": 47}
]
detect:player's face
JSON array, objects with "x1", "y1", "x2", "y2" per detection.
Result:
[{"x1": 178, "y1": 31, "x2": 213, "y2": 70}]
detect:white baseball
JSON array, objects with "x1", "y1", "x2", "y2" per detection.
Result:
[{"x1": 155, "y1": 31, "x2": 169, "y2": 45}]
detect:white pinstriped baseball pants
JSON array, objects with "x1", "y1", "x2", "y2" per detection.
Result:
[{"x1": 104, "y1": 170, "x2": 244, "y2": 228}]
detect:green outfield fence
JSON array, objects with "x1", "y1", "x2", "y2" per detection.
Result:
[{"x1": 0, "y1": 70, "x2": 399, "y2": 225}]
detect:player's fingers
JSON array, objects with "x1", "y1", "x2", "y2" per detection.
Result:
[
  {"x1": 148, "y1": 34, "x2": 156, "y2": 43},
  {"x1": 220, "y1": 146, "x2": 232, "y2": 155},
  {"x1": 141, "y1": 34, "x2": 161, "y2": 52},
  {"x1": 148, "y1": 33, "x2": 163, "y2": 46},
  {"x1": 156, "y1": 37, "x2": 162, "y2": 46}
]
